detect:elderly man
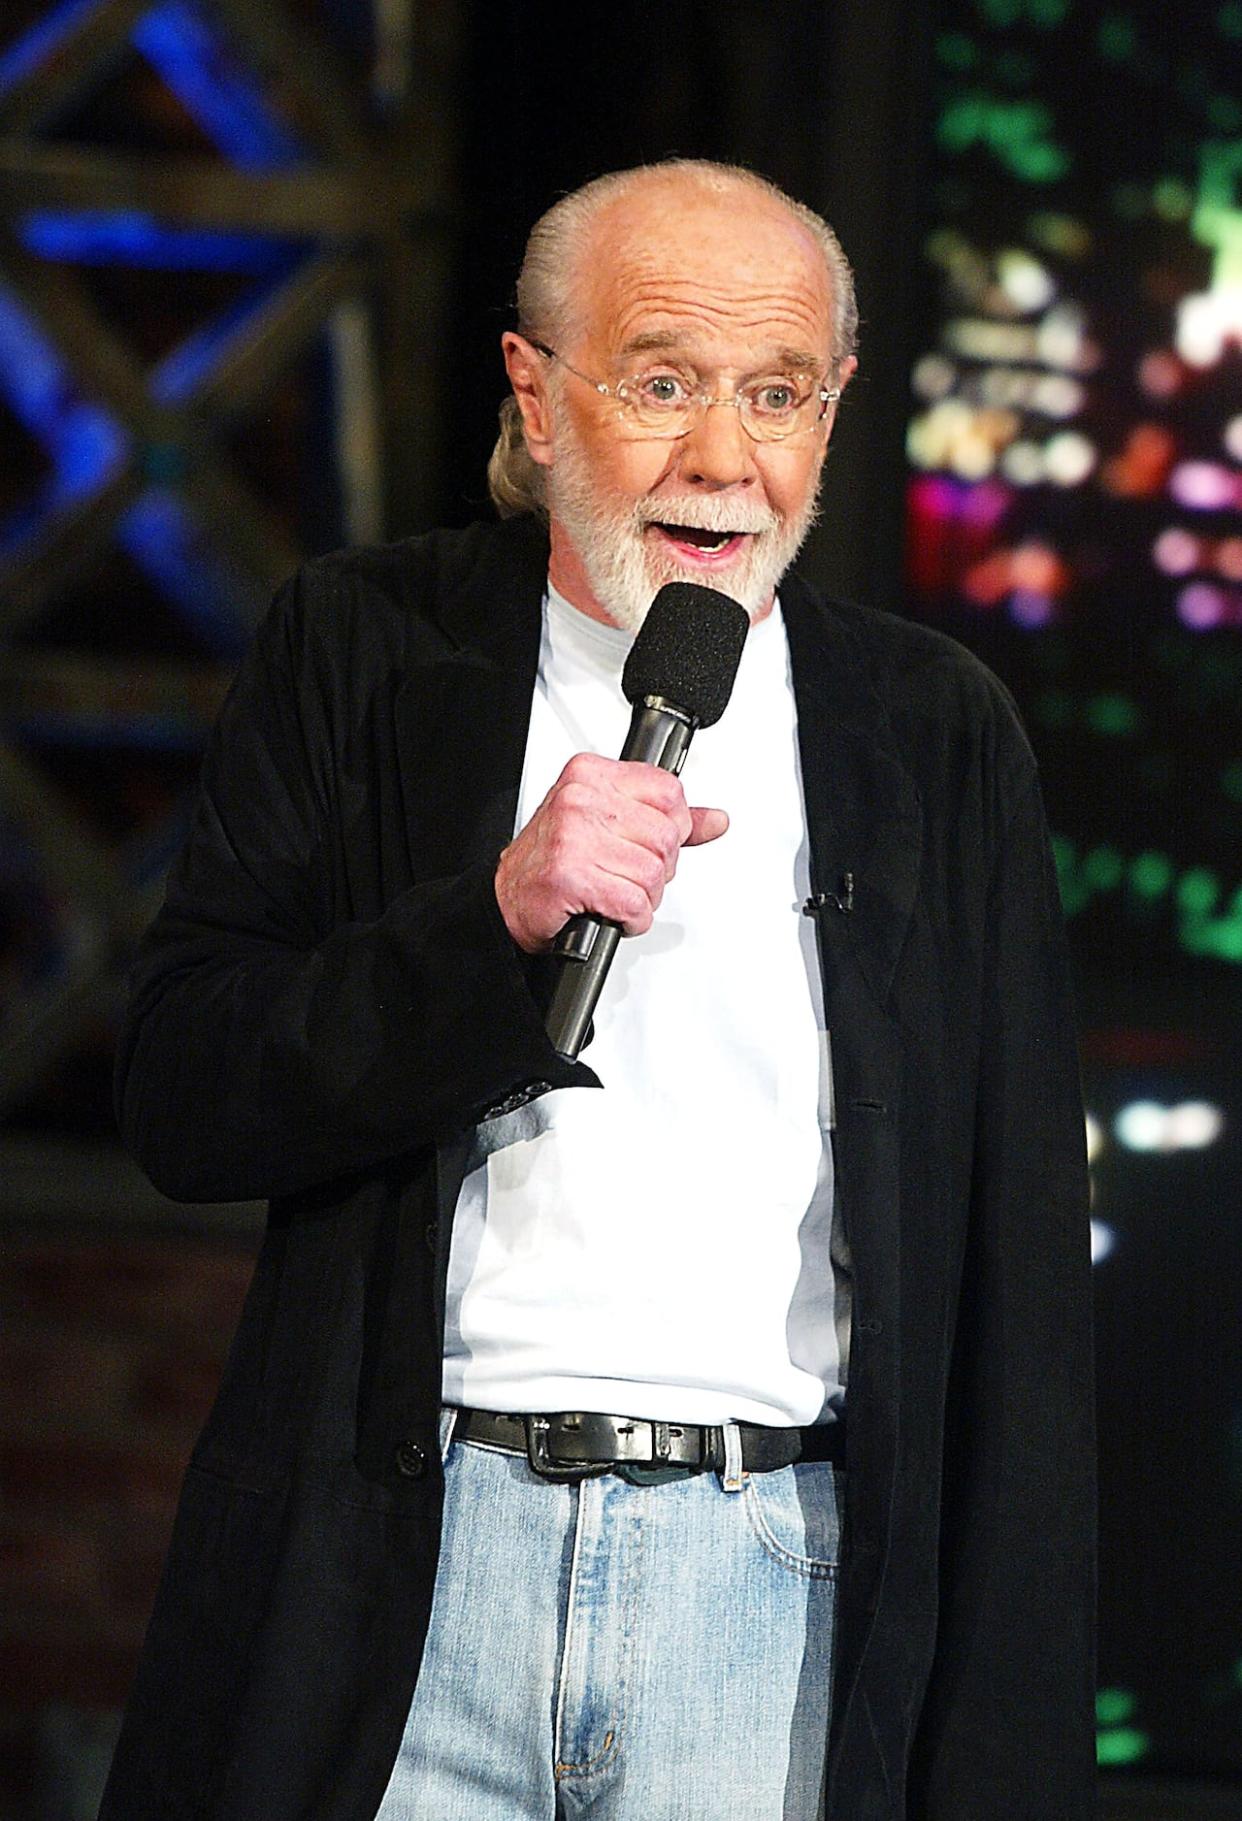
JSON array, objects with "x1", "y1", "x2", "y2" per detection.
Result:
[{"x1": 101, "y1": 161, "x2": 1095, "y2": 1820}]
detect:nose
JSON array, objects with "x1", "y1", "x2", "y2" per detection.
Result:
[{"x1": 674, "y1": 397, "x2": 757, "y2": 490}]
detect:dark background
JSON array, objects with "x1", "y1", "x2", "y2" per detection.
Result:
[{"x1": 0, "y1": 1, "x2": 1238, "y2": 1815}]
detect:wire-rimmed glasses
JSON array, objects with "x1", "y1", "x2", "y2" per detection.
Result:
[{"x1": 527, "y1": 338, "x2": 841, "y2": 443}]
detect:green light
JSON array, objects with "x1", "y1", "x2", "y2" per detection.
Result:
[
  {"x1": 978, "y1": 0, "x2": 1023, "y2": 23},
  {"x1": 1183, "y1": 915, "x2": 1242, "y2": 963},
  {"x1": 1096, "y1": 1688, "x2": 1136, "y2": 1726},
  {"x1": 937, "y1": 95, "x2": 1070, "y2": 182},
  {"x1": 1178, "y1": 867, "x2": 1221, "y2": 915},
  {"x1": 938, "y1": 96, "x2": 988, "y2": 154},
  {"x1": 1098, "y1": 14, "x2": 1137, "y2": 59},
  {"x1": 1028, "y1": 0, "x2": 1069, "y2": 21},
  {"x1": 1083, "y1": 846, "x2": 1124, "y2": 890},
  {"x1": 1234, "y1": 1655, "x2": 1242, "y2": 1690},
  {"x1": 1129, "y1": 852, "x2": 1173, "y2": 899},
  {"x1": 1189, "y1": 140, "x2": 1242, "y2": 308},
  {"x1": 1097, "y1": 1728, "x2": 1151, "y2": 1766},
  {"x1": 1087, "y1": 694, "x2": 1139, "y2": 736},
  {"x1": 1221, "y1": 1, "x2": 1242, "y2": 38},
  {"x1": 1153, "y1": 177, "x2": 1193, "y2": 221},
  {"x1": 937, "y1": 32, "x2": 978, "y2": 70},
  {"x1": 1172, "y1": 910, "x2": 1238, "y2": 968},
  {"x1": 1011, "y1": 138, "x2": 1070, "y2": 184},
  {"x1": 1219, "y1": 760, "x2": 1242, "y2": 802}
]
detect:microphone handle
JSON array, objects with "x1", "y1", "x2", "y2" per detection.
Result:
[{"x1": 543, "y1": 699, "x2": 695, "y2": 1061}]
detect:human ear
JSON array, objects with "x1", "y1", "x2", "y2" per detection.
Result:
[{"x1": 501, "y1": 333, "x2": 555, "y2": 468}]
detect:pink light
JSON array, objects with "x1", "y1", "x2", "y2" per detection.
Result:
[
  {"x1": 1152, "y1": 527, "x2": 1201, "y2": 575},
  {"x1": 908, "y1": 473, "x2": 961, "y2": 521},
  {"x1": 1138, "y1": 349, "x2": 1183, "y2": 398},
  {"x1": 1169, "y1": 462, "x2": 1239, "y2": 511},
  {"x1": 1177, "y1": 582, "x2": 1228, "y2": 628},
  {"x1": 960, "y1": 479, "x2": 1013, "y2": 527}
]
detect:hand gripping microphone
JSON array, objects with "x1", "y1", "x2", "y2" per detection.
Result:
[{"x1": 543, "y1": 581, "x2": 749, "y2": 1061}]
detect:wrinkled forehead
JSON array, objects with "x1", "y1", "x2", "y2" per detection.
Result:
[{"x1": 570, "y1": 182, "x2": 834, "y2": 366}]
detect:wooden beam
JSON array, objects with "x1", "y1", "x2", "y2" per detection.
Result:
[{"x1": 0, "y1": 143, "x2": 434, "y2": 237}]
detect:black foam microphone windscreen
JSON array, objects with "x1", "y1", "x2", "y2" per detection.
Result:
[{"x1": 621, "y1": 581, "x2": 749, "y2": 726}]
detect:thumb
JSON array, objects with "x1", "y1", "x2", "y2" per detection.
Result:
[{"x1": 685, "y1": 805, "x2": 729, "y2": 846}]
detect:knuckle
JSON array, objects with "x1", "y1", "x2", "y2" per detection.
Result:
[
  {"x1": 556, "y1": 780, "x2": 589, "y2": 815},
  {"x1": 562, "y1": 752, "x2": 600, "y2": 787}
]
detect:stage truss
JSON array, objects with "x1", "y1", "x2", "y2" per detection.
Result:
[{"x1": 0, "y1": 0, "x2": 462, "y2": 1120}]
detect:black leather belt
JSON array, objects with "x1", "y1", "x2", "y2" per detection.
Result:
[{"x1": 449, "y1": 1406, "x2": 846, "y2": 1482}]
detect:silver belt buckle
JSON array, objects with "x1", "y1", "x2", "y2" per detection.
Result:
[{"x1": 523, "y1": 1413, "x2": 611, "y2": 1482}]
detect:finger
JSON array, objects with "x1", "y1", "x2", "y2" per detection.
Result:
[
  {"x1": 587, "y1": 862, "x2": 658, "y2": 936},
  {"x1": 685, "y1": 806, "x2": 729, "y2": 846},
  {"x1": 610, "y1": 761, "x2": 692, "y2": 825},
  {"x1": 565, "y1": 795, "x2": 686, "y2": 880}
]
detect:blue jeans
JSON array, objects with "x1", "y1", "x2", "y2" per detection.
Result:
[{"x1": 375, "y1": 1412, "x2": 843, "y2": 1820}]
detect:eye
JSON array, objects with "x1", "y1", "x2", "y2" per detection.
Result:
[
  {"x1": 749, "y1": 378, "x2": 804, "y2": 418},
  {"x1": 629, "y1": 368, "x2": 693, "y2": 410}
]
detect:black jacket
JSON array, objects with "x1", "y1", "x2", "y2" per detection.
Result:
[{"x1": 101, "y1": 515, "x2": 1095, "y2": 1820}]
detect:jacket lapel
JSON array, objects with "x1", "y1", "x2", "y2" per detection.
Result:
[{"x1": 781, "y1": 576, "x2": 923, "y2": 1011}]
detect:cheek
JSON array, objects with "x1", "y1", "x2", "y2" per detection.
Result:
[
  {"x1": 602, "y1": 439, "x2": 677, "y2": 503},
  {"x1": 757, "y1": 444, "x2": 824, "y2": 519}
]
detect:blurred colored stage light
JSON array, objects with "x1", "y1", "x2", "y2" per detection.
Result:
[{"x1": 1113, "y1": 1099, "x2": 1225, "y2": 1152}]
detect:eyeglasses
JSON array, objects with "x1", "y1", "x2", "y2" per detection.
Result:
[{"x1": 527, "y1": 338, "x2": 841, "y2": 444}]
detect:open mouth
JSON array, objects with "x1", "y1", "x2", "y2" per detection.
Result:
[{"x1": 651, "y1": 522, "x2": 750, "y2": 558}]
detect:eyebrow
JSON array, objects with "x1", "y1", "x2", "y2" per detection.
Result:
[{"x1": 616, "y1": 331, "x2": 824, "y2": 372}]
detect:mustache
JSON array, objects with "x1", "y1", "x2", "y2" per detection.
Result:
[{"x1": 634, "y1": 498, "x2": 781, "y2": 536}]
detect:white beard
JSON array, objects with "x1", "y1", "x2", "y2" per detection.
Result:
[{"x1": 545, "y1": 409, "x2": 823, "y2": 634}]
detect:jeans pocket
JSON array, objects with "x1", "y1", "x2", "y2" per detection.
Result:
[{"x1": 743, "y1": 1460, "x2": 845, "y2": 1578}]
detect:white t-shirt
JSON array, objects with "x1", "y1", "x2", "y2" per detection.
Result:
[{"x1": 442, "y1": 585, "x2": 845, "y2": 1427}]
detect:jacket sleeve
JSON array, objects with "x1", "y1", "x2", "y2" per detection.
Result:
[
  {"x1": 911, "y1": 763, "x2": 1097, "y2": 1817},
  {"x1": 115, "y1": 577, "x2": 592, "y2": 1205}
]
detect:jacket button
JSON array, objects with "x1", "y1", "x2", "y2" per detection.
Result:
[
  {"x1": 394, "y1": 1440, "x2": 427, "y2": 1479},
  {"x1": 857, "y1": 1316, "x2": 883, "y2": 1336},
  {"x1": 424, "y1": 1219, "x2": 439, "y2": 1255}
]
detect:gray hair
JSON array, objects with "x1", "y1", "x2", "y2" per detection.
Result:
[{"x1": 487, "y1": 159, "x2": 858, "y2": 520}]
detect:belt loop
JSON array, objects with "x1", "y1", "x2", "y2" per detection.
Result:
[
  {"x1": 439, "y1": 1406, "x2": 458, "y2": 1463},
  {"x1": 720, "y1": 1420, "x2": 745, "y2": 1493}
]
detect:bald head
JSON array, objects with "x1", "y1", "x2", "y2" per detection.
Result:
[{"x1": 516, "y1": 160, "x2": 857, "y2": 366}]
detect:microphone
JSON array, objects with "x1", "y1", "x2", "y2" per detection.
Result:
[{"x1": 543, "y1": 581, "x2": 749, "y2": 1061}]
